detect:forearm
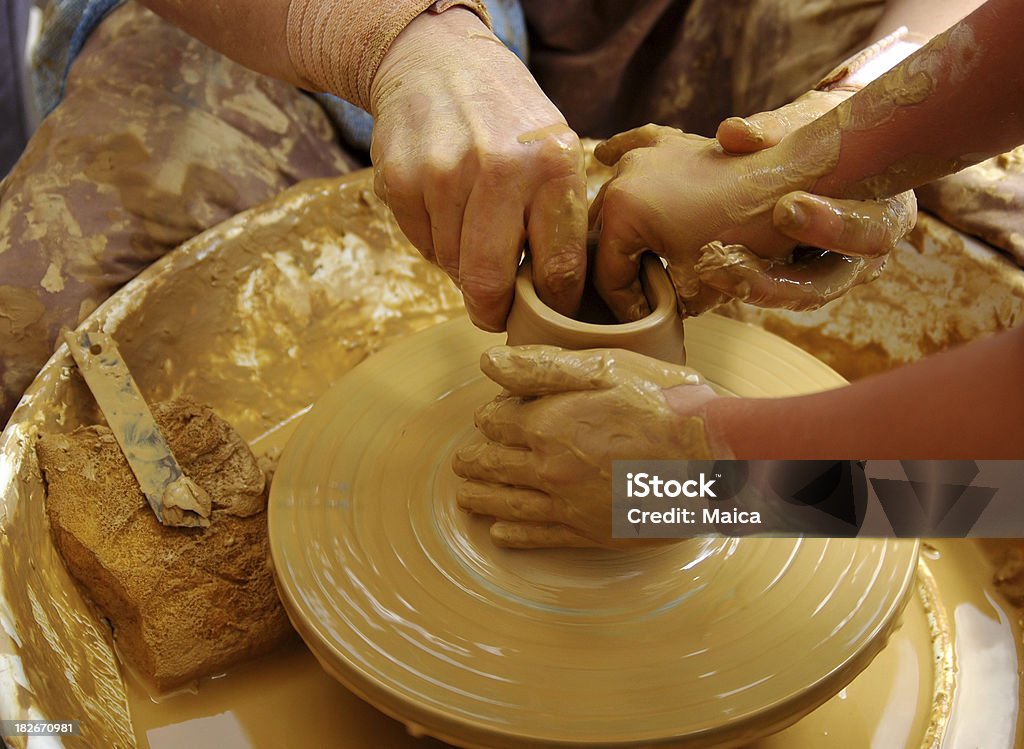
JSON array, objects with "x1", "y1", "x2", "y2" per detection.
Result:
[
  {"x1": 137, "y1": 0, "x2": 298, "y2": 86},
  {"x1": 135, "y1": 1, "x2": 491, "y2": 110},
  {"x1": 813, "y1": 0, "x2": 1024, "y2": 199},
  {"x1": 702, "y1": 325, "x2": 1024, "y2": 459}
]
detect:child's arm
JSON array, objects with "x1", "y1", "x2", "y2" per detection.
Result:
[{"x1": 699, "y1": 325, "x2": 1024, "y2": 459}]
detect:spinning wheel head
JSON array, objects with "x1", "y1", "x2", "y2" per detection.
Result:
[{"x1": 269, "y1": 316, "x2": 918, "y2": 748}]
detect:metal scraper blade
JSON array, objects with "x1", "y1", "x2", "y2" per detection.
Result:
[{"x1": 63, "y1": 329, "x2": 212, "y2": 528}]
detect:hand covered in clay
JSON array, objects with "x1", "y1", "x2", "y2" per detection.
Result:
[
  {"x1": 452, "y1": 345, "x2": 718, "y2": 549},
  {"x1": 590, "y1": 123, "x2": 814, "y2": 318},
  {"x1": 370, "y1": 9, "x2": 588, "y2": 332},
  {"x1": 711, "y1": 90, "x2": 918, "y2": 312},
  {"x1": 591, "y1": 91, "x2": 915, "y2": 318}
]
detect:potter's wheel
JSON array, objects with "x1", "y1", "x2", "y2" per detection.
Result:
[
  {"x1": 269, "y1": 315, "x2": 919, "y2": 748},
  {"x1": 3, "y1": 172, "x2": 1018, "y2": 748}
]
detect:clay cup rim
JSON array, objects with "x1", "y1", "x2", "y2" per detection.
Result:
[{"x1": 512, "y1": 253, "x2": 678, "y2": 337}]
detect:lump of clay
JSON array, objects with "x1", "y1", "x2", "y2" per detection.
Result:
[
  {"x1": 150, "y1": 398, "x2": 267, "y2": 517},
  {"x1": 36, "y1": 396, "x2": 291, "y2": 692}
]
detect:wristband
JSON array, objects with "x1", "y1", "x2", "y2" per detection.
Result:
[{"x1": 287, "y1": 0, "x2": 492, "y2": 111}]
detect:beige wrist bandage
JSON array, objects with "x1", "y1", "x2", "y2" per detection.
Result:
[
  {"x1": 817, "y1": 26, "x2": 924, "y2": 93},
  {"x1": 286, "y1": 0, "x2": 492, "y2": 111}
]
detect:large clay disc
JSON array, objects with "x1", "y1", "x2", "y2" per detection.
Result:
[{"x1": 268, "y1": 314, "x2": 918, "y2": 748}]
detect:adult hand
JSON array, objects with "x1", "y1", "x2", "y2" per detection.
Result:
[
  {"x1": 370, "y1": 9, "x2": 588, "y2": 332},
  {"x1": 452, "y1": 345, "x2": 718, "y2": 548}
]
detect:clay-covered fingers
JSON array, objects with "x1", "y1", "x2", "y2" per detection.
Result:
[
  {"x1": 480, "y1": 345, "x2": 702, "y2": 396},
  {"x1": 588, "y1": 178, "x2": 608, "y2": 231},
  {"x1": 455, "y1": 342, "x2": 713, "y2": 550},
  {"x1": 774, "y1": 190, "x2": 917, "y2": 258},
  {"x1": 426, "y1": 177, "x2": 469, "y2": 282},
  {"x1": 473, "y1": 395, "x2": 535, "y2": 447},
  {"x1": 674, "y1": 281, "x2": 729, "y2": 318},
  {"x1": 369, "y1": 10, "x2": 589, "y2": 334},
  {"x1": 454, "y1": 459, "x2": 597, "y2": 548},
  {"x1": 373, "y1": 163, "x2": 437, "y2": 264},
  {"x1": 453, "y1": 441, "x2": 540, "y2": 489},
  {"x1": 526, "y1": 162, "x2": 589, "y2": 320},
  {"x1": 489, "y1": 521, "x2": 596, "y2": 549},
  {"x1": 459, "y1": 173, "x2": 527, "y2": 331},
  {"x1": 460, "y1": 126, "x2": 588, "y2": 331},
  {"x1": 371, "y1": 143, "x2": 474, "y2": 284},
  {"x1": 695, "y1": 241, "x2": 886, "y2": 311},
  {"x1": 456, "y1": 481, "x2": 564, "y2": 524},
  {"x1": 593, "y1": 123, "x2": 686, "y2": 166},
  {"x1": 480, "y1": 345, "x2": 614, "y2": 396},
  {"x1": 591, "y1": 180, "x2": 654, "y2": 322},
  {"x1": 479, "y1": 345, "x2": 620, "y2": 396},
  {"x1": 716, "y1": 90, "x2": 850, "y2": 154}
]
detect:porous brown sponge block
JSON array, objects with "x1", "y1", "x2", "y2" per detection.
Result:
[{"x1": 36, "y1": 396, "x2": 292, "y2": 692}]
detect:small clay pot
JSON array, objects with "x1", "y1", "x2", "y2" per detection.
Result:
[{"x1": 506, "y1": 253, "x2": 685, "y2": 364}]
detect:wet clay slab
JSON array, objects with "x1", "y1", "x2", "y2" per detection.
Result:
[{"x1": 268, "y1": 315, "x2": 919, "y2": 748}]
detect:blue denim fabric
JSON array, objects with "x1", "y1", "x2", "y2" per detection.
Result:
[{"x1": 32, "y1": 0, "x2": 125, "y2": 117}]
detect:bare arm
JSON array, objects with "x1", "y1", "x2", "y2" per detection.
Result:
[
  {"x1": 812, "y1": 0, "x2": 1024, "y2": 198},
  {"x1": 451, "y1": 325, "x2": 1024, "y2": 550},
  {"x1": 699, "y1": 325, "x2": 1024, "y2": 459},
  {"x1": 136, "y1": 0, "x2": 300, "y2": 87},
  {"x1": 705, "y1": 0, "x2": 1024, "y2": 459}
]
